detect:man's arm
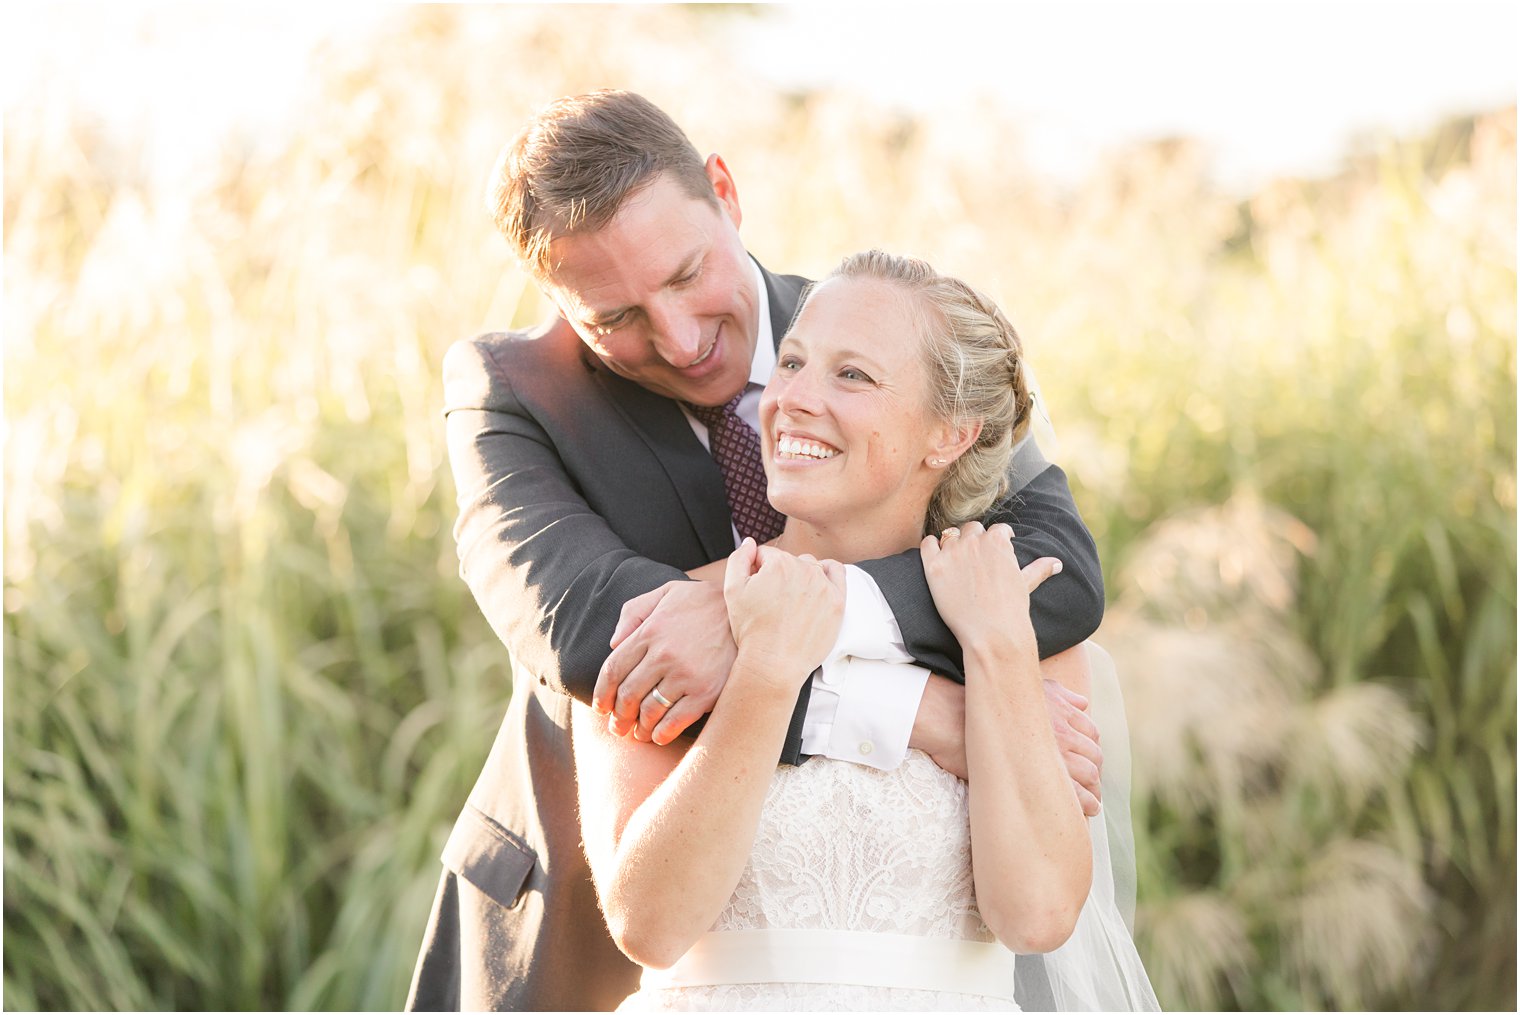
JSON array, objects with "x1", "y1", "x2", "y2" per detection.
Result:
[
  {"x1": 855, "y1": 460, "x2": 1104, "y2": 678},
  {"x1": 445, "y1": 336, "x2": 692, "y2": 703}
]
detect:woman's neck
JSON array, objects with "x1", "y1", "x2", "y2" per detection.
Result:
[{"x1": 771, "y1": 514, "x2": 925, "y2": 565}]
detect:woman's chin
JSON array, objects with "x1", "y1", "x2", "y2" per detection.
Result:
[{"x1": 766, "y1": 489, "x2": 831, "y2": 529}]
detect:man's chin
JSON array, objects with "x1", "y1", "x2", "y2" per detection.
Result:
[{"x1": 663, "y1": 369, "x2": 749, "y2": 408}]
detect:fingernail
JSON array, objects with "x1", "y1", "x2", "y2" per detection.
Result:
[{"x1": 1052, "y1": 560, "x2": 1063, "y2": 574}]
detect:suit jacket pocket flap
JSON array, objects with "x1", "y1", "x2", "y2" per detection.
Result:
[{"x1": 441, "y1": 805, "x2": 538, "y2": 910}]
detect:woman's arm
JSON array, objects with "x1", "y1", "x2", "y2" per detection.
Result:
[
  {"x1": 857, "y1": 460, "x2": 1104, "y2": 675},
  {"x1": 571, "y1": 667, "x2": 800, "y2": 968},
  {"x1": 573, "y1": 541, "x2": 845, "y2": 968},
  {"x1": 922, "y1": 522, "x2": 1092, "y2": 954}
]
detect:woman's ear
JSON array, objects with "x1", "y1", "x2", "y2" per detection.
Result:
[{"x1": 927, "y1": 419, "x2": 982, "y2": 469}]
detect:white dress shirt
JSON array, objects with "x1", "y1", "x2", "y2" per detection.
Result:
[{"x1": 677, "y1": 257, "x2": 929, "y2": 770}]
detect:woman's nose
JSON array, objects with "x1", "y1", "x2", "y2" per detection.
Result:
[{"x1": 776, "y1": 364, "x2": 823, "y2": 414}]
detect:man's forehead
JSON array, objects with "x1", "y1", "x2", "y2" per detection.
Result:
[{"x1": 544, "y1": 238, "x2": 704, "y2": 318}]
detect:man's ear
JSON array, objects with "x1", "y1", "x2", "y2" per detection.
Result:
[
  {"x1": 705, "y1": 153, "x2": 742, "y2": 229},
  {"x1": 927, "y1": 419, "x2": 983, "y2": 470}
]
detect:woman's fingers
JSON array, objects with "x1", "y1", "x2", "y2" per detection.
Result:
[
  {"x1": 723, "y1": 537, "x2": 759, "y2": 596},
  {"x1": 820, "y1": 558, "x2": 848, "y2": 594},
  {"x1": 920, "y1": 533, "x2": 941, "y2": 562},
  {"x1": 1021, "y1": 556, "x2": 1064, "y2": 592}
]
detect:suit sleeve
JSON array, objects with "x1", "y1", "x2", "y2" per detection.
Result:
[
  {"x1": 854, "y1": 457, "x2": 1104, "y2": 682},
  {"x1": 444, "y1": 338, "x2": 688, "y2": 705}
]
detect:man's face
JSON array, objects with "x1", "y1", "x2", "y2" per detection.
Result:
[{"x1": 540, "y1": 160, "x2": 760, "y2": 407}]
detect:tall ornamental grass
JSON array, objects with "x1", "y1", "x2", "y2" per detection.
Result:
[{"x1": 5, "y1": 6, "x2": 1514, "y2": 1010}]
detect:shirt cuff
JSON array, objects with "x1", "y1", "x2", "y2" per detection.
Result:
[
  {"x1": 800, "y1": 564, "x2": 918, "y2": 762},
  {"x1": 822, "y1": 657, "x2": 930, "y2": 769}
]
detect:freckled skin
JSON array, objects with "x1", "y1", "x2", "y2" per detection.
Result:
[{"x1": 760, "y1": 277, "x2": 960, "y2": 563}]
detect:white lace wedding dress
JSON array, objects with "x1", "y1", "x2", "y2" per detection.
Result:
[{"x1": 618, "y1": 749, "x2": 1021, "y2": 1011}]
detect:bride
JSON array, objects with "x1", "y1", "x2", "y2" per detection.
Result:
[{"x1": 571, "y1": 251, "x2": 1158, "y2": 1011}]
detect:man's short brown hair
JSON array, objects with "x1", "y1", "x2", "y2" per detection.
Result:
[{"x1": 488, "y1": 90, "x2": 718, "y2": 278}]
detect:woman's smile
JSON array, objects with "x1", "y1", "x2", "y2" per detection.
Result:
[{"x1": 773, "y1": 431, "x2": 841, "y2": 463}]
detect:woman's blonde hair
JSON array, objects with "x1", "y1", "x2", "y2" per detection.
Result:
[{"x1": 823, "y1": 250, "x2": 1034, "y2": 534}]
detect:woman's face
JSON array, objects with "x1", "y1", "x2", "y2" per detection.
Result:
[{"x1": 760, "y1": 276, "x2": 952, "y2": 538}]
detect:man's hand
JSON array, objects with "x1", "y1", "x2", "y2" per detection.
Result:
[
  {"x1": 913, "y1": 670, "x2": 1102, "y2": 815},
  {"x1": 1045, "y1": 679, "x2": 1103, "y2": 816},
  {"x1": 593, "y1": 579, "x2": 736, "y2": 746},
  {"x1": 909, "y1": 673, "x2": 968, "y2": 780}
]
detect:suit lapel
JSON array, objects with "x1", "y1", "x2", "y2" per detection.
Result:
[
  {"x1": 760, "y1": 262, "x2": 809, "y2": 351},
  {"x1": 587, "y1": 356, "x2": 735, "y2": 563}
]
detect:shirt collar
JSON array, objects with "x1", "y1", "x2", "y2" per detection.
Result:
[{"x1": 748, "y1": 255, "x2": 776, "y2": 387}]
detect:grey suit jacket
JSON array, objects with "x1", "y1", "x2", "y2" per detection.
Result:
[{"x1": 406, "y1": 262, "x2": 1104, "y2": 1011}]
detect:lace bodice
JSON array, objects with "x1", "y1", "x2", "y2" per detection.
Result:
[{"x1": 619, "y1": 751, "x2": 1018, "y2": 1011}]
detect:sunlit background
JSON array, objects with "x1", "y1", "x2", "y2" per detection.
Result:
[{"x1": 4, "y1": 3, "x2": 1515, "y2": 1010}]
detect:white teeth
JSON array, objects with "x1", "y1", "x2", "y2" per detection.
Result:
[{"x1": 777, "y1": 436, "x2": 838, "y2": 460}]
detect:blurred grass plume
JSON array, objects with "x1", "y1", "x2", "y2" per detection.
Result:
[{"x1": 4, "y1": 6, "x2": 1514, "y2": 1010}]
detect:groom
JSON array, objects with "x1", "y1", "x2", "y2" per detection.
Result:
[{"x1": 407, "y1": 90, "x2": 1107, "y2": 1011}]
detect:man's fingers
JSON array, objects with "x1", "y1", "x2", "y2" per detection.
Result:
[
  {"x1": 594, "y1": 636, "x2": 648, "y2": 714},
  {"x1": 1061, "y1": 736, "x2": 1103, "y2": 815},
  {"x1": 650, "y1": 698, "x2": 705, "y2": 746},
  {"x1": 636, "y1": 688, "x2": 675, "y2": 738},
  {"x1": 1075, "y1": 784, "x2": 1102, "y2": 818},
  {"x1": 1048, "y1": 681, "x2": 1091, "y2": 712},
  {"x1": 1063, "y1": 705, "x2": 1101, "y2": 745},
  {"x1": 612, "y1": 658, "x2": 663, "y2": 724},
  {"x1": 1063, "y1": 750, "x2": 1102, "y2": 792},
  {"x1": 611, "y1": 584, "x2": 673, "y2": 649},
  {"x1": 1056, "y1": 719, "x2": 1103, "y2": 765}
]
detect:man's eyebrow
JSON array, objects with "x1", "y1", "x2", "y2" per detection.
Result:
[
  {"x1": 582, "y1": 252, "x2": 704, "y2": 327},
  {"x1": 584, "y1": 304, "x2": 631, "y2": 328},
  {"x1": 661, "y1": 250, "x2": 702, "y2": 286}
]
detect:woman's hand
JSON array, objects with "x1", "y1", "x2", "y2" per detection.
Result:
[
  {"x1": 921, "y1": 521, "x2": 1062, "y2": 652},
  {"x1": 723, "y1": 537, "x2": 845, "y2": 692}
]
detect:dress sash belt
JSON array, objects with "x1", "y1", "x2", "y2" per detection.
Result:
[{"x1": 640, "y1": 928, "x2": 1020, "y2": 1001}]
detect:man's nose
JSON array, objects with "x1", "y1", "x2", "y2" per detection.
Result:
[{"x1": 647, "y1": 296, "x2": 703, "y2": 366}]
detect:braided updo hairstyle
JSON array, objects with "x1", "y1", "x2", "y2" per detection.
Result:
[{"x1": 824, "y1": 250, "x2": 1034, "y2": 535}]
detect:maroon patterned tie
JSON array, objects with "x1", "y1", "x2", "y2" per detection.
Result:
[{"x1": 687, "y1": 394, "x2": 787, "y2": 544}]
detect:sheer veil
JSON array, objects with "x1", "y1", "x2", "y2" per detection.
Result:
[{"x1": 1014, "y1": 643, "x2": 1160, "y2": 1011}]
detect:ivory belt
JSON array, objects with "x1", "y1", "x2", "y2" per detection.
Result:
[{"x1": 640, "y1": 928, "x2": 1019, "y2": 1000}]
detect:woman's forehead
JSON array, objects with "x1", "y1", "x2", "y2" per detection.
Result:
[{"x1": 789, "y1": 276, "x2": 924, "y2": 357}]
